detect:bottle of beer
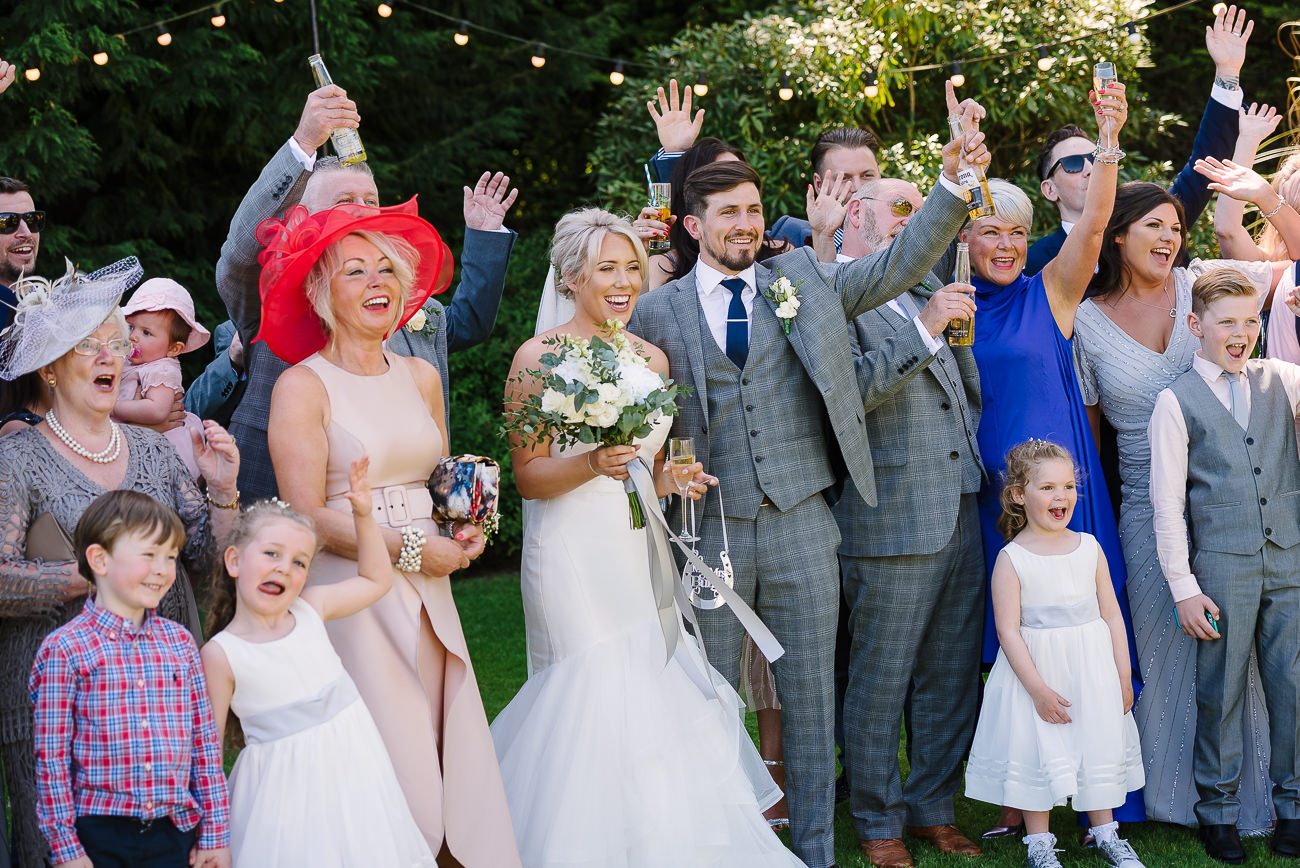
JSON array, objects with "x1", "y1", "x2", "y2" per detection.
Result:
[
  {"x1": 947, "y1": 114, "x2": 994, "y2": 219},
  {"x1": 947, "y1": 242, "x2": 975, "y2": 347},
  {"x1": 307, "y1": 53, "x2": 367, "y2": 166}
]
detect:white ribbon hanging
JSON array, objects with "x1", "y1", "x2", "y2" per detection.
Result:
[{"x1": 624, "y1": 457, "x2": 785, "y2": 667}]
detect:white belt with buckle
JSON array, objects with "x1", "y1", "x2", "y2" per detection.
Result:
[{"x1": 327, "y1": 483, "x2": 434, "y2": 527}]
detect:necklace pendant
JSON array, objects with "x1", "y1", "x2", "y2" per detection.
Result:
[{"x1": 1168, "y1": 307, "x2": 1177, "y2": 318}]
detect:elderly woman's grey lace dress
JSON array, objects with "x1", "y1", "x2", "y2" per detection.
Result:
[{"x1": 0, "y1": 425, "x2": 213, "y2": 868}]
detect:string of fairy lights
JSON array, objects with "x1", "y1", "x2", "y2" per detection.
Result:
[{"x1": 16, "y1": 0, "x2": 1223, "y2": 96}]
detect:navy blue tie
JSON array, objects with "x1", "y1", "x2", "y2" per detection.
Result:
[{"x1": 721, "y1": 277, "x2": 749, "y2": 369}]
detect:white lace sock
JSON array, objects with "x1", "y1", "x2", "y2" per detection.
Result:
[
  {"x1": 1024, "y1": 832, "x2": 1056, "y2": 847},
  {"x1": 1090, "y1": 821, "x2": 1120, "y2": 844}
]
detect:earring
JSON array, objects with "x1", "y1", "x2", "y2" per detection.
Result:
[{"x1": 46, "y1": 378, "x2": 56, "y2": 389}]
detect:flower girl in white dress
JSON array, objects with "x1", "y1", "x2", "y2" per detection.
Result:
[
  {"x1": 201, "y1": 459, "x2": 436, "y2": 868},
  {"x1": 965, "y1": 440, "x2": 1145, "y2": 868}
]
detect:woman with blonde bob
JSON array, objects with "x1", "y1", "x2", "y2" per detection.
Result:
[{"x1": 260, "y1": 200, "x2": 521, "y2": 867}]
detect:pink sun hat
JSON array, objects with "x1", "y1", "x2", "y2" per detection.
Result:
[{"x1": 120, "y1": 277, "x2": 212, "y2": 353}]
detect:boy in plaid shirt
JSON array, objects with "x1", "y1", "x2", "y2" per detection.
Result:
[{"x1": 29, "y1": 491, "x2": 230, "y2": 868}]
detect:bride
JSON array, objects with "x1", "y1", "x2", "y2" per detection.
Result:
[{"x1": 493, "y1": 208, "x2": 805, "y2": 867}]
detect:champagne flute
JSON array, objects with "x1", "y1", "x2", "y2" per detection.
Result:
[
  {"x1": 1093, "y1": 62, "x2": 1118, "y2": 150},
  {"x1": 667, "y1": 437, "x2": 697, "y2": 542}
]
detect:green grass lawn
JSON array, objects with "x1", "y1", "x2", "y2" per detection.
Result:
[{"x1": 455, "y1": 569, "x2": 1291, "y2": 867}]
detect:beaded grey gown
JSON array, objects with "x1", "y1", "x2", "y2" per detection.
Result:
[{"x1": 1073, "y1": 260, "x2": 1275, "y2": 829}]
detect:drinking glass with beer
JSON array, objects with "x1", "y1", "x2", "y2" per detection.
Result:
[{"x1": 647, "y1": 182, "x2": 673, "y2": 252}]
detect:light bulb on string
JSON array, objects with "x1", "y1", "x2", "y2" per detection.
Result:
[
  {"x1": 454, "y1": 21, "x2": 469, "y2": 45},
  {"x1": 609, "y1": 60, "x2": 625, "y2": 86},
  {"x1": 210, "y1": 4, "x2": 226, "y2": 26},
  {"x1": 377, "y1": 3, "x2": 392, "y2": 17},
  {"x1": 1126, "y1": 22, "x2": 1141, "y2": 43},
  {"x1": 156, "y1": 23, "x2": 172, "y2": 46},
  {"x1": 1036, "y1": 46, "x2": 1054, "y2": 72},
  {"x1": 693, "y1": 73, "x2": 708, "y2": 97},
  {"x1": 778, "y1": 73, "x2": 794, "y2": 101},
  {"x1": 24, "y1": 68, "x2": 40, "y2": 82},
  {"x1": 864, "y1": 68, "x2": 879, "y2": 99},
  {"x1": 949, "y1": 62, "x2": 964, "y2": 88},
  {"x1": 93, "y1": 51, "x2": 109, "y2": 65},
  {"x1": 530, "y1": 44, "x2": 546, "y2": 68},
  {"x1": 1212, "y1": 2, "x2": 1227, "y2": 16}
]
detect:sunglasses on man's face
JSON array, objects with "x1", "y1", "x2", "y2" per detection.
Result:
[
  {"x1": 0, "y1": 211, "x2": 46, "y2": 235},
  {"x1": 1044, "y1": 153, "x2": 1095, "y2": 181},
  {"x1": 863, "y1": 197, "x2": 915, "y2": 218}
]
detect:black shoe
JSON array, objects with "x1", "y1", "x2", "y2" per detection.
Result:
[
  {"x1": 1275, "y1": 818, "x2": 1300, "y2": 858},
  {"x1": 1202, "y1": 824, "x2": 1246, "y2": 864}
]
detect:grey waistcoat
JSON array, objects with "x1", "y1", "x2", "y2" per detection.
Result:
[
  {"x1": 1170, "y1": 362, "x2": 1300, "y2": 556},
  {"x1": 699, "y1": 292, "x2": 835, "y2": 520}
]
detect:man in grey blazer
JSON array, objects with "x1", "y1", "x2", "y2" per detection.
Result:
[
  {"x1": 217, "y1": 84, "x2": 518, "y2": 500},
  {"x1": 832, "y1": 178, "x2": 985, "y2": 867},
  {"x1": 626, "y1": 96, "x2": 987, "y2": 868}
]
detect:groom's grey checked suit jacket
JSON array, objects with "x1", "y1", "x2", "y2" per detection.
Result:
[
  {"x1": 626, "y1": 183, "x2": 968, "y2": 868},
  {"x1": 216, "y1": 140, "x2": 516, "y2": 500}
]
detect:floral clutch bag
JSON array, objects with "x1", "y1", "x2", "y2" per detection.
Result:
[{"x1": 428, "y1": 455, "x2": 501, "y2": 534}]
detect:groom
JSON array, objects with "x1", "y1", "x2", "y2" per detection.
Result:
[{"x1": 626, "y1": 93, "x2": 987, "y2": 868}]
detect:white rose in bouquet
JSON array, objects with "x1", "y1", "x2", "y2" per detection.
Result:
[
  {"x1": 585, "y1": 400, "x2": 621, "y2": 428},
  {"x1": 617, "y1": 363, "x2": 666, "y2": 403}
]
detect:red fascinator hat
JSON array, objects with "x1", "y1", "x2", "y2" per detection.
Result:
[{"x1": 253, "y1": 196, "x2": 454, "y2": 364}]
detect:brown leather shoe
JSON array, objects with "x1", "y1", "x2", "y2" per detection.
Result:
[
  {"x1": 906, "y1": 824, "x2": 982, "y2": 856},
  {"x1": 859, "y1": 838, "x2": 914, "y2": 867}
]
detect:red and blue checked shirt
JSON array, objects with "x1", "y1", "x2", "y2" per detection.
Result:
[{"x1": 29, "y1": 598, "x2": 230, "y2": 864}]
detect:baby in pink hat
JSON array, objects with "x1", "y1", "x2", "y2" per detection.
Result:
[{"x1": 112, "y1": 277, "x2": 212, "y2": 479}]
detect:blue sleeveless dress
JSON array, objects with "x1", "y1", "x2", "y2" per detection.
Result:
[{"x1": 970, "y1": 271, "x2": 1142, "y2": 820}]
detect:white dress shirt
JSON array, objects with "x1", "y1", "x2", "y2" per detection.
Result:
[
  {"x1": 1148, "y1": 353, "x2": 1300, "y2": 601},
  {"x1": 695, "y1": 260, "x2": 758, "y2": 355},
  {"x1": 835, "y1": 253, "x2": 942, "y2": 354}
]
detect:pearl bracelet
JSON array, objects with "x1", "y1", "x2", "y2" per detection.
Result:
[
  {"x1": 1262, "y1": 201, "x2": 1285, "y2": 220},
  {"x1": 396, "y1": 526, "x2": 426, "y2": 573}
]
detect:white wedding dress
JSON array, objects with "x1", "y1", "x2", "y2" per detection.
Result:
[{"x1": 491, "y1": 417, "x2": 805, "y2": 867}]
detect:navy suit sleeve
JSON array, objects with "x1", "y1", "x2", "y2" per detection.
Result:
[
  {"x1": 185, "y1": 321, "x2": 240, "y2": 419},
  {"x1": 1025, "y1": 228, "x2": 1066, "y2": 277},
  {"x1": 648, "y1": 149, "x2": 679, "y2": 184},
  {"x1": 444, "y1": 227, "x2": 516, "y2": 353},
  {"x1": 1169, "y1": 94, "x2": 1239, "y2": 228}
]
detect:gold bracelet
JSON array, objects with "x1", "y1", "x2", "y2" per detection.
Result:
[
  {"x1": 587, "y1": 452, "x2": 601, "y2": 476},
  {"x1": 205, "y1": 489, "x2": 241, "y2": 510}
]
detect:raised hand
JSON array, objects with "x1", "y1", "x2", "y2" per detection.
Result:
[
  {"x1": 293, "y1": 85, "x2": 360, "y2": 153},
  {"x1": 1092, "y1": 80, "x2": 1129, "y2": 145},
  {"x1": 0, "y1": 59, "x2": 15, "y2": 96},
  {"x1": 1237, "y1": 102, "x2": 1282, "y2": 144},
  {"x1": 940, "y1": 81, "x2": 990, "y2": 184},
  {"x1": 344, "y1": 456, "x2": 372, "y2": 517},
  {"x1": 1194, "y1": 156, "x2": 1274, "y2": 205},
  {"x1": 806, "y1": 171, "x2": 854, "y2": 237},
  {"x1": 647, "y1": 79, "x2": 704, "y2": 153},
  {"x1": 1206, "y1": 4, "x2": 1252, "y2": 79},
  {"x1": 463, "y1": 171, "x2": 519, "y2": 232},
  {"x1": 918, "y1": 283, "x2": 977, "y2": 339}
]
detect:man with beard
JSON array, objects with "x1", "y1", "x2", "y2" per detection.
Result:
[
  {"x1": 0, "y1": 177, "x2": 41, "y2": 287},
  {"x1": 832, "y1": 178, "x2": 985, "y2": 867},
  {"x1": 626, "y1": 86, "x2": 988, "y2": 868}
]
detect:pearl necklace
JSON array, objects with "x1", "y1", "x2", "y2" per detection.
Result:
[{"x1": 46, "y1": 410, "x2": 122, "y2": 464}]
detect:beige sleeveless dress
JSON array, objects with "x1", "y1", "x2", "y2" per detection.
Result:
[{"x1": 299, "y1": 350, "x2": 521, "y2": 867}]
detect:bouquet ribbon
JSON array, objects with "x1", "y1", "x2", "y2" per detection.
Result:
[{"x1": 625, "y1": 457, "x2": 785, "y2": 667}]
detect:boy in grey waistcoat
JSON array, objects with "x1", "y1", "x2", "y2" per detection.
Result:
[{"x1": 1149, "y1": 268, "x2": 1300, "y2": 864}]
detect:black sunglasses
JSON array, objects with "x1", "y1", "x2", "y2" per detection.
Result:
[
  {"x1": 1043, "y1": 153, "x2": 1095, "y2": 182},
  {"x1": 0, "y1": 211, "x2": 45, "y2": 235},
  {"x1": 862, "y1": 197, "x2": 915, "y2": 217}
]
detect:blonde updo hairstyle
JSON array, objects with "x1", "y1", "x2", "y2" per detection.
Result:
[
  {"x1": 550, "y1": 208, "x2": 646, "y2": 299},
  {"x1": 986, "y1": 178, "x2": 1035, "y2": 233},
  {"x1": 997, "y1": 438, "x2": 1076, "y2": 541},
  {"x1": 304, "y1": 230, "x2": 420, "y2": 337}
]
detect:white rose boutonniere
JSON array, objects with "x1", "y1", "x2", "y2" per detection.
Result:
[
  {"x1": 763, "y1": 272, "x2": 803, "y2": 334},
  {"x1": 404, "y1": 302, "x2": 440, "y2": 340}
]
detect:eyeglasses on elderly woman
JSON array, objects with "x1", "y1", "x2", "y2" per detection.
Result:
[{"x1": 71, "y1": 336, "x2": 131, "y2": 357}]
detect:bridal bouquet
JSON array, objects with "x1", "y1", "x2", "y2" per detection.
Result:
[{"x1": 503, "y1": 321, "x2": 682, "y2": 528}]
